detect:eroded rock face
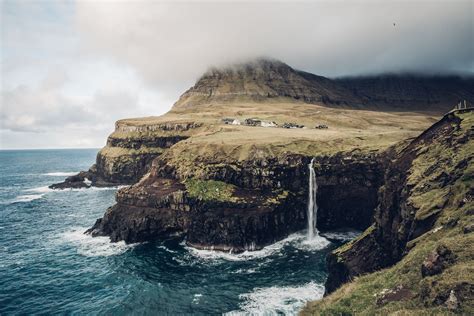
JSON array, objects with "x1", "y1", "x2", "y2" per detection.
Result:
[
  {"x1": 87, "y1": 149, "x2": 385, "y2": 251},
  {"x1": 50, "y1": 122, "x2": 201, "y2": 189},
  {"x1": 313, "y1": 151, "x2": 385, "y2": 230},
  {"x1": 87, "y1": 178, "x2": 306, "y2": 251},
  {"x1": 324, "y1": 111, "x2": 473, "y2": 294}
]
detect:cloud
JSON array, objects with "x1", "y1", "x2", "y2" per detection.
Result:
[
  {"x1": 76, "y1": 0, "x2": 473, "y2": 86},
  {"x1": 1, "y1": 0, "x2": 473, "y2": 149},
  {"x1": 1, "y1": 71, "x2": 134, "y2": 133}
]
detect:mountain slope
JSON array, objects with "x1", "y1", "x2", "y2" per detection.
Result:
[
  {"x1": 172, "y1": 58, "x2": 362, "y2": 109},
  {"x1": 337, "y1": 75, "x2": 474, "y2": 112},
  {"x1": 173, "y1": 58, "x2": 474, "y2": 113}
]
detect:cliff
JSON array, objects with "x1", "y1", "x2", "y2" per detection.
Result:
[
  {"x1": 51, "y1": 59, "x2": 471, "y2": 190},
  {"x1": 47, "y1": 58, "x2": 473, "y2": 312},
  {"x1": 303, "y1": 110, "x2": 474, "y2": 314},
  {"x1": 79, "y1": 59, "x2": 448, "y2": 252}
]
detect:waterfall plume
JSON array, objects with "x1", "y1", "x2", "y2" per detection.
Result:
[{"x1": 307, "y1": 158, "x2": 319, "y2": 239}]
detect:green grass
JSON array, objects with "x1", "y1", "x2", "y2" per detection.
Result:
[
  {"x1": 184, "y1": 178, "x2": 236, "y2": 202},
  {"x1": 302, "y1": 112, "x2": 474, "y2": 315}
]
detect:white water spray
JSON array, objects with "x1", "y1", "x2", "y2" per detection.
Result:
[{"x1": 307, "y1": 158, "x2": 319, "y2": 239}]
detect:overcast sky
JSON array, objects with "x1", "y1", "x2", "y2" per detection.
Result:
[{"x1": 1, "y1": 0, "x2": 473, "y2": 149}]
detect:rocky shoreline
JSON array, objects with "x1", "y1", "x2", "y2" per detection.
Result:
[{"x1": 48, "y1": 59, "x2": 473, "y2": 313}]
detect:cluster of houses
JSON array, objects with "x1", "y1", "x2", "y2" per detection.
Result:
[
  {"x1": 222, "y1": 118, "x2": 328, "y2": 129},
  {"x1": 222, "y1": 118, "x2": 278, "y2": 127}
]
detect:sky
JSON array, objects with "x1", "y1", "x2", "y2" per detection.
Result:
[{"x1": 1, "y1": 0, "x2": 473, "y2": 149}]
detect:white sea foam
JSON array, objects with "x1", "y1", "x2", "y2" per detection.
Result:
[
  {"x1": 58, "y1": 227, "x2": 135, "y2": 257},
  {"x1": 55, "y1": 185, "x2": 127, "y2": 192},
  {"x1": 43, "y1": 172, "x2": 78, "y2": 177},
  {"x1": 24, "y1": 186, "x2": 53, "y2": 193},
  {"x1": 295, "y1": 234, "x2": 331, "y2": 251},
  {"x1": 185, "y1": 232, "x2": 330, "y2": 262},
  {"x1": 225, "y1": 281, "x2": 325, "y2": 315},
  {"x1": 12, "y1": 194, "x2": 45, "y2": 203},
  {"x1": 192, "y1": 293, "x2": 203, "y2": 304},
  {"x1": 232, "y1": 268, "x2": 257, "y2": 274},
  {"x1": 12, "y1": 185, "x2": 122, "y2": 204}
]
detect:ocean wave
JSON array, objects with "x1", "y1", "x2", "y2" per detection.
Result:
[
  {"x1": 225, "y1": 281, "x2": 325, "y2": 315},
  {"x1": 58, "y1": 227, "x2": 135, "y2": 257},
  {"x1": 11, "y1": 184, "x2": 126, "y2": 204},
  {"x1": 12, "y1": 194, "x2": 45, "y2": 203},
  {"x1": 184, "y1": 232, "x2": 330, "y2": 262},
  {"x1": 42, "y1": 172, "x2": 78, "y2": 177},
  {"x1": 24, "y1": 186, "x2": 53, "y2": 193},
  {"x1": 61, "y1": 185, "x2": 127, "y2": 192}
]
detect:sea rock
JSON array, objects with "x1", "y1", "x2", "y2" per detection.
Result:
[{"x1": 49, "y1": 171, "x2": 90, "y2": 189}]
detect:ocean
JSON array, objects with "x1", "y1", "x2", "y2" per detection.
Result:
[{"x1": 0, "y1": 149, "x2": 357, "y2": 315}]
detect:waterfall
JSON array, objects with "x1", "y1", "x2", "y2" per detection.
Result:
[{"x1": 307, "y1": 158, "x2": 318, "y2": 239}]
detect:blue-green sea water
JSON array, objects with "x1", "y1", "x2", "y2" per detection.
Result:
[{"x1": 0, "y1": 149, "x2": 358, "y2": 315}]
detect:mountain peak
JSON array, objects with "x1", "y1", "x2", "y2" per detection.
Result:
[
  {"x1": 203, "y1": 58, "x2": 292, "y2": 77},
  {"x1": 172, "y1": 58, "x2": 358, "y2": 109}
]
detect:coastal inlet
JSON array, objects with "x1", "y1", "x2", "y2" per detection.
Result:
[{"x1": 0, "y1": 149, "x2": 360, "y2": 315}]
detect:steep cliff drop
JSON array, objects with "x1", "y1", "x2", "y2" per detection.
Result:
[
  {"x1": 303, "y1": 109, "x2": 474, "y2": 315},
  {"x1": 307, "y1": 158, "x2": 318, "y2": 239},
  {"x1": 81, "y1": 59, "x2": 447, "y2": 254}
]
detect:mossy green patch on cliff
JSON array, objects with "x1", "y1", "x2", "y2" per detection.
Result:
[
  {"x1": 184, "y1": 178, "x2": 236, "y2": 202},
  {"x1": 264, "y1": 190, "x2": 289, "y2": 205},
  {"x1": 333, "y1": 224, "x2": 376, "y2": 259}
]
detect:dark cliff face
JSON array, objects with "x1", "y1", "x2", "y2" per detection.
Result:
[
  {"x1": 324, "y1": 110, "x2": 474, "y2": 296},
  {"x1": 336, "y1": 75, "x2": 474, "y2": 112},
  {"x1": 49, "y1": 122, "x2": 201, "y2": 189},
  {"x1": 86, "y1": 149, "x2": 385, "y2": 251},
  {"x1": 87, "y1": 177, "x2": 307, "y2": 252},
  {"x1": 51, "y1": 59, "x2": 471, "y2": 190},
  {"x1": 314, "y1": 151, "x2": 386, "y2": 231}
]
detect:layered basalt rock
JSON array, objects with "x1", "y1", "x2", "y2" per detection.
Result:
[
  {"x1": 87, "y1": 177, "x2": 307, "y2": 252},
  {"x1": 50, "y1": 121, "x2": 202, "y2": 189},
  {"x1": 86, "y1": 147, "x2": 385, "y2": 251}
]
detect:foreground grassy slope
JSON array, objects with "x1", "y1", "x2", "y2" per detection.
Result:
[{"x1": 302, "y1": 111, "x2": 474, "y2": 315}]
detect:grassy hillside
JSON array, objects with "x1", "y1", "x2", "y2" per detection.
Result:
[{"x1": 302, "y1": 111, "x2": 474, "y2": 315}]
